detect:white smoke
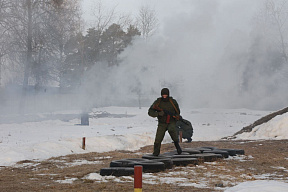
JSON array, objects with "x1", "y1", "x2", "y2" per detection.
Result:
[
  {"x1": 3, "y1": 0, "x2": 287, "y2": 115},
  {"x1": 81, "y1": 0, "x2": 286, "y2": 110}
]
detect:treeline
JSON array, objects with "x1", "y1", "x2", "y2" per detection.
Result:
[
  {"x1": 0, "y1": 0, "x2": 81, "y2": 90},
  {"x1": 61, "y1": 24, "x2": 141, "y2": 89},
  {"x1": 0, "y1": 0, "x2": 157, "y2": 90}
]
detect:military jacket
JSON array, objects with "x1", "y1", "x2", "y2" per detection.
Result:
[{"x1": 148, "y1": 97, "x2": 180, "y2": 124}]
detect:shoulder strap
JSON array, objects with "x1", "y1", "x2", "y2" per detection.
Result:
[
  {"x1": 169, "y1": 98, "x2": 179, "y2": 115},
  {"x1": 154, "y1": 98, "x2": 161, "y2": 107}
]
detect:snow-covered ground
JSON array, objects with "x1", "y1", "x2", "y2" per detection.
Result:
[{"x1": 1, "y1": 106, "x2": 288, "y2": 191}]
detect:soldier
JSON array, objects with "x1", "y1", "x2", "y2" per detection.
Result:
[{"x1": 148, "y1": 88, "x2": 182, "y2": 156}]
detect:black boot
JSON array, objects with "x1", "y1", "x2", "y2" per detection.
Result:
[
  {"x1": 174, "y1": 141, "x2": 182, "y2": 155},
  {"x1": 153, "y1": 142, "x2": 161, "y2": 156}
]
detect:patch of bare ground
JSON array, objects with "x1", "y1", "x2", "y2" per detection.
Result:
[{"x1": 1, "y1": 140, "x2": 288, "y2": 192}]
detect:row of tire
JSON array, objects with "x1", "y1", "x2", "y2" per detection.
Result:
[{"x1": 100, "y1": 147, "x2": 245, "y2": 176}]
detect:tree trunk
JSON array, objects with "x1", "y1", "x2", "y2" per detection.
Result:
[
  {"x1": 20, "y1": 0, "x2": 33, "y2": 113},
  {"x1": 276, "y1": 19, "x2": 288, "y2": 62},
  {"x1": 138, "y1": 94, "x2": 141, "y2": 109},
  {"x1": 23, "y1": 0, "x2": 33, "y2": 91},
  {"x1": 35, "y1": 47, "x2": 42, "y2": 91},
  {"x1": 0, "y1": 56, "x2": 2, "y2": 87}
]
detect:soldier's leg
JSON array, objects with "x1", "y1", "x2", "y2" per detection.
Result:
[
  {"x1": 167, "y1": 123, "x2": 178, "y2": 142},
  {"x1": 153, "y1": 124, "x2": 167, "y2": 156},
  {"x1": 167, "y1": 123, "x2": 182, "y2": 154}
]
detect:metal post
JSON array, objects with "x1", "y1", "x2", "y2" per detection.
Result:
[
  {"x1": 134, "y1": 165, "x2": 142, "y2": 192},
  {"x1": 81, "y1": 113, "x2": 89, "y2": 125},
  {"x1": 82, "y1": 137, "x2": 86, "y2": 150}
]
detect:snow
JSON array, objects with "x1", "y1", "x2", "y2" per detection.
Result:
[
  {"x1": 1, "y1": 107, "x2": 266, "y2": 167},
  {"x1": 236, "y1": 112, "x2": 288, "y2": 140},
  {"x1": 55, "y1": 177, "x2": 77, "y2": 184},
  {"x1": 1, "y1": 106, "x2": 288, "y2": 190},
  {"x1": 224, "y1": 180, "x2": 288, "y2": 192}
]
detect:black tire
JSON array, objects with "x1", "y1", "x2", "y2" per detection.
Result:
[
  {"x1": 218, "y1": 149, "x2": 237, "y2": 156},
  {"x1": 188, "y1": 153, "x2": 222, "y2": 162},
  {"x1": 100, "y1": 167, "x2": 134, "y2": 176},
  {"x1": 151, "y1": 158, "x2": 173, "y2": 169},
  {"x1": 124, "y1": 158, "x2": 150, "y2": 162},
  {"x1": 110, "y1": 159, "x2": 135, "y2": 167},
  {"x1": 142, "y1": 154, "x2": 171, "y2": 160},
  {"x1": 172, "y1": 158, "x2": 198, "y2": 166},
  {"x1": 201, "y1": 146, "x2": 218, "y2": 150},
  {"x1": 234, "y1": 149, "x2": 245, "y2": 155},
  {"x1": 172, "y1": 154, "x2": 200, "y2": 159},
  {"x1": 162, "y1": 151, "x2": 190, "y2": 157},
  {"x1": 182, "y1": 148, "x2": 201, "y2": 154},
  {"x1": 110, "y1": 158, "x2": 151, "y2": 167},
  {"x1": 203, "y1": 150, "x2": 229, "y2": 158},
  {"x1": 134, "y1": 161, "x2": 165, "y2": 173},
  {"x1": 195, "y1": 147, "x2": 213, "y2": 153}
]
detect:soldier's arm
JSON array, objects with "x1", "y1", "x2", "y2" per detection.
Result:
[{"x1": 148, "y1": 100, "x2": 159, "y2": 117}]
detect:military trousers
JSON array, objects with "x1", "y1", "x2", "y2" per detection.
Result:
[{"x1": 153, "y1": 122, "x2": 178, "y2": 156}]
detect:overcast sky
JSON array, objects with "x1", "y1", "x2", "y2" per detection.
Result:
[{"x1": 81, "y1": 0, "x2": 262, "y2": 33}]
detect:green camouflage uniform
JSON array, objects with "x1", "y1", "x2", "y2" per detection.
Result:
[{"x1": 148, "y1": 97, "x2": 180, "y2": 156}]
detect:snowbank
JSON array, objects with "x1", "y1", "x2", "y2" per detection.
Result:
[{"x1": 236, "y1": 113, "x2": 288, "y2": 140}]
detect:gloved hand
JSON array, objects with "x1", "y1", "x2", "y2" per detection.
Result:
[
  {"x1": 158, "y1": 111, "x2": 165, "y2": 116},
  {"x1": 176, "y1": 115, "x2": 183, "y2": 121}
]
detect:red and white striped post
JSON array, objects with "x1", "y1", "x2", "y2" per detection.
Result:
[{"x1": 134, "y1": 165, "x2": 142, "y2": 192}]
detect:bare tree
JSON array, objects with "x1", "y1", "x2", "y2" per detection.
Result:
[
  {"x1": 90, "y1": 0, "x2": 134, "y2": 34},
  {"x1": 0, "y1": 0, "x2": 82, "y2": 89},
  {"x1": 90, "y1": 0, "x2": 117, "y2": 33},
  {"x1": 117, "y1": 13, "x2": 133, "y2": 32},
  {"x1": 22, "y1": 0, "x2": 32, "y2": 91},
  {"x1": 35, "y1": 0, "x2": 82, "y2": 88},
  {"x1": 0, "y1": 0, "x2": 15, "y2": 86},
  {"x1": 240, "y1": 0, "x2": 288, "y2": 94},
  {"x1": 255, "y1": 0, "x2": 288, "y2": 62},
  {"x1": 136, "y1": 5, "x2": 159, "y2": 39},
  {"x1": 266, "y1": 0, "x2": 288, "y2": 62}
]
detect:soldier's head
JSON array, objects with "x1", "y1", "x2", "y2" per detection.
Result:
[{"x1": 161, "y1": 88, "x2": 169, "y2": 99}]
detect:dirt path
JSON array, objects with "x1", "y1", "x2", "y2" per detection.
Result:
[{"x1": 1, "y1": 140, "x2": 288, "y2": 192}]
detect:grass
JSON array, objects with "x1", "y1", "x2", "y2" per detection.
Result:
[{"x1": 1, "y1": 140, "x2": 288, "y2": 191}]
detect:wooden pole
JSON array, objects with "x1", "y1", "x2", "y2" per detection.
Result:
[
  {"x1": 134, "y1": 165, "x2": 142, "y2": 192},
  {"x1": 82, "y1": 137, "x2": 86, "y2": 150},
  {"x1": 179, "y1": 131, "x2": 183, "y2": 143}
]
